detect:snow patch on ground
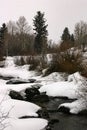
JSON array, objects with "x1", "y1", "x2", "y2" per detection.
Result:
[
  {"x1": 4, "y1": 118, "x2": 48, "y2": 130},
  {"x1": 0, "y1": 57, "x2": 36, "y2": 80},
  {"x1": 1, "y1": 99, "x2": 41, "y2": 118},
  {"x1": 42, "y1": 72, "x2": 65, "y2": 82},
  {"x1": 39, "y1": 72, "x2": 66, "y2": 85},
  {"x1": 0, "y1": 57, "x2": 48, "y2": 130},
  {"x1": 58, "y1": 99, "x2": 87, "y2": 114},
  {"x1": 0, "y1": 56, "x2": 87, "y2": 123},
  {"x1": 39, "y1": 81, "x2": 78, "y2": 99},
  {"x1": 68, "y1": 72, "x2": 85, "y2": 84}
]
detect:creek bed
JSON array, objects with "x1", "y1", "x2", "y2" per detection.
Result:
[{"x1": 36, "y1": 98, "x2": 87, "y2": 130}]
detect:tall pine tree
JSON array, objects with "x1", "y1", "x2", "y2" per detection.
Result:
[
  {"x1": 33, "y1": 11, "x2": 48, "y2": 54},
  {"x1": 0, "y1": 23, "x2": 7, "y2": 57},
  {"x1": 61, "y1": 27, "x2": 70, "y2": 42},
  {"x1": 60, "y1": 27, "x2": 75, "y2": 51}
]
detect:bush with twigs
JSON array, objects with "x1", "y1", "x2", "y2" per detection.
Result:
[{"x1": 45, "y1": 48, "x2": 83, "y2": 75}]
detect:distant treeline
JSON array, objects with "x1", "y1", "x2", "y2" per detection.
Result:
[{"x1": 0, "y1": 11, "x2": 87, "y2": 57}]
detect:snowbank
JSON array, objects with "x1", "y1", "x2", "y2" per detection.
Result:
[
  {"x1": 58, "y1": 99, "x2": 87, "y2": 114},
  {"x1": 0, "y1": 56, "x2": 87, "y2": 120},
  {"x1": 0, "y1": 66, "x2": 35, "y2": 79},
  {"x1": 5, "y1": 57, "x2": 15, "y2": 67},
  {"x1": 68, "y1": 72, "x2": 85, "y2": 84},
  {"x1": 42, "y1": 72, "x2": 65, "y2": 82},
  {"x1": 1, "y1": 99, "x2": 41, "y2": 118},
  {"x1": 39, "y1": 81, "x2": 78, "y2": 99},
  {"x1": 36, "y1": 72, "x2": 66, "y2": 86},
  {"x1": 0, "y1": 57, "x2": 36, "y2": 79},
  {"x1": 4, "y1": 118, "x2": 48, "y2": 130}
]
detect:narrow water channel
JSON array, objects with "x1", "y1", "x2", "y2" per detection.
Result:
[{"x1": 37, "y1": 98, "x2": 87, "y2": 130}]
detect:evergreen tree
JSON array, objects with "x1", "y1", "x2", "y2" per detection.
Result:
[
  {"x1": 33, "y1": 11, "x2": 48, "y2": 54},
  {"x1": 70, "y1": 34, "x2": 75, "y2": 42},
  {"x1": 0, "y1": 23, "x2": 7, "y2": 44},
  {"x1": 0, "y1": 23, "x2": 7, "y2": 57},
  {"x1": 61, "y1": 27, "x2": 70, "y2": 42},
  {"x1": 60, "y1": 27, "x2": 75, "y2": 51}
]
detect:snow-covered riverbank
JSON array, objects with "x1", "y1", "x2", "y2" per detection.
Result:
[{"x1": 0, "y1": 57, "x2": 87, "y2": 130}]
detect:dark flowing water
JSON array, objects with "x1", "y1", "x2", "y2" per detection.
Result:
[
  {"x1": 2, "y1": 74, "x2": 87, "y2": 130},
  {"x1": 38, "y1": 98, "x2": 87, "y2": 130}
]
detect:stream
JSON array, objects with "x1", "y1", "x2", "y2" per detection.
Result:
[
  {"x1": 3, "y1": 78, "x2": 87, "y2": 130},
  {"x1": 2, "y1": 77, "x2": 87, "y2": 130},
  {"x1": 1, "y1": 57, "x2": 87, "y2": 130},
  {"x1": 36, "y1": 98, "x2": 87, "y2": 130}
]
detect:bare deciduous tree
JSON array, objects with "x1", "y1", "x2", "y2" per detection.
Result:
[
  {"x1": 7, "y1": 21, "x2": 17, "y2": 35},
  {"x1": 16, "y1": 16, "x2": 31, "y2": 34},
  {"x1": 74, "y1": 21, "x2": 87, "y2": 51},
  {"x1": 6, "y1": 16, "x2": 34, "y2": 55}
]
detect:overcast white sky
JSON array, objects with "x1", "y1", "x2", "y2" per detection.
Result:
[{"x1": 0, "y1": 0, "x2": 87, "y2": 42}]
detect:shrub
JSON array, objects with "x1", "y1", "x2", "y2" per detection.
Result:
[
  {"x1": 80, "y1": 64, "x2": 87, "y2": 78},
  {"x1": 29, "y1": 56, "x2": 48, "y2": 71},
  {"x1": 14, "y1": 55, "x2": 48, "y2": 73},
  {"x1": 14, "y1": 57, "x2": 25, "y2": 66},
  {"x1": 28, "y1": 57, "x2": 40, "y2": 70},
  {"x1": 46, "y1": 48, "x2": 82, "y2": 75}
]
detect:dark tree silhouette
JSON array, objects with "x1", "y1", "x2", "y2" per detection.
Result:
[
  {"x1": 0, "y1": 23, "x2": 7, "y2": 58},
  {"x1": 70, "y1": 34, "x2": 75, "y2": 42},
  {"x1": 33, "y1": 11, "x2": 48, "y2": 54},
  {"x1": 61, "y1": 27, "x2": 70, "y2": 42}
]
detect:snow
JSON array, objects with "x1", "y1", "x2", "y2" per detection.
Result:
[
  {"x1": 39, "y1": 71, "x2": 87, "y2": 114},
  {"x1": 39, "y1": 81, "x2": 78, "y2": 99},
  {"x1": 0, "y1": 57, "x2": 48, "y2": 130},
  {"x1": 0, "y1": 55, "x2": 87, "y2": 128},
  {"x1": 68, "y1": 72, "x2": 85, "y2": 84},
  {"x1": 0, "y1": 78, "x2": 36, "y2": 93},
  {"x1": 8, "y1": 83, "x2": 34, "y2": 92},
  {"x1": 0, "y1": 94, "x2": 10, "y2": 103},
  {"x1": 0, "y1": 66, "x2": 35, "y2": 80},
  {"x1": 42, "y1": 72, "x2": 65, "y2": 82},
  {"x1": 46, "y1": 54, "x2": 53, "y2": 64},
  {"x1": 0, "y1": 96, "x2": 47, "y2": 130},
  {"x1": 35, "y1": 72, "x2": 66, "y2": 86},
  {"x1": 0, "y1": 57, "x2": 36, "y2": 80},
  {"x1": 58, "y1": 99, "x2": 87, "y2": 114},
  {"x1": 4, "y1": 57, "x2": 15, "y2": 67},
  {"x1": 1, "y1": 99, "x2": 41, "y2": 118},
  {"x1": 4, "y1": 118, "x2": 48, "y2": 130}
]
